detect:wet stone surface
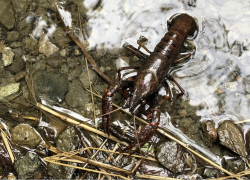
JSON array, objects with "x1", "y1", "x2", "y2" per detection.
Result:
[
  {"x1": 217, "y1": 120, "x2": 246, "y2": 157},
  {"x1": 0, "y1": 0, "x2": 15, "y2": 30},
  {"x1": 201, "y1": 119, "x2": 218, "y2": 145},
  {"x1": 33, "y1": 70, "x2": 69, "y2": 104},
  {"x1": 47, "y1": 126, "x2": 79, "y2": 179},
  {"x1": 11, "y1": 124, "x2": 43, "y2": 148},
  {"x1": 156, "y1": 140, "x2": 185, "y2": 173},
  {"x1": 222, "y1": 156, "x2": 245, "y2": 174},
  {"x1": 14, "y1": 152, "x2": 41, "y2": 180}
]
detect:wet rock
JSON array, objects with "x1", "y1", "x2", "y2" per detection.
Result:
[
  {"x1": 10, "y1": 42, "x2": 23, "y2": 49},
  {"x1": 2, "y1": 47, "x2": 15, "y2": 66},
  {"x1": 47, "y1": 163, "x2": 76, "y2": 180},
  {"x1": 52, "y1": 27, "x2": 72, "y2": 48},
  {"x1": 24, "y1": 36, "x2": 39, "y2": 55},
  {"x1": 0, "y1": 143, "x2": 14, "y2": 177},
  {"x1": 222, "y1": 156, "x2": 245, "y2": 174},
  {"x1": 68, "y1": 67, "x2": 82, "y2": 81},
  {"x1": 79, "y1": 68, "x2": 98, "y2": 88},
  {"x1": 47, "y1": 126, "x2": 79, "y2": 179},
  {"x1": 0, "y1": 83, "x2": 20, "y2": 100},
  {"x1": 11, "y1": 124, "x2": 42, "y2": 148},
  {"x1": 33, "y1": 70, "x2": 69, "y2": 104},
  {"x1": 11, "y1": 0, "x2": 29, "y2": 17},
  {"x1": 177, "y1": 174, "x2": 202, "y2": 180},
  {"x1": 39, "y1": 33, "x2": 59, "y2": 57},
  {"x1": 17, "y1": 18, "x2": 33, "y2": 37},
  {"x1": 8, "y1": 57, "x2": 25, "y2": 74},
  {"x1": 56, "y1": 126, "x2": 79, "y2": 152},
  {"x1": 201, "y1": 120, "x2": 218, "y2": 144},
  {"x1": 14, "y1": 152, "x2": 41, "y2": 179},
  {"x1": 218, "y1": 120, "x2": 246, "y2": 157},
  {"x1": 139, "y1": 160, "x2": 172, "y2": 177},
  {"x1": 60, "y1": 49, "x2": 67, "y2": 57},
  {"x1": 156, "y1": 140, "x2": 185, "y2": 173},
  {"x1": 0, "y1": 0, "x2": 15, "y2": 30},
  {"x1": 65, "y1": 80, "x2": 91, "y2": 108},
  {"x1": 47, "y1": 58, "x2": 62, "y2": 69},
  {"x1": 7, "y1": 31, "x2": 20, "y2": 42},
  {"x1": 203, "y1": 167, "x2": 219, "y2": 178}
]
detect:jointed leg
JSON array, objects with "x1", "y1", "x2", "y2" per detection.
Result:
[
  {"x1": 124, "y1": 45, "x2": 148, "y2": 59},
  {"x1": 122, "y1": 94, "x2": 161, "y2": 154},
  {"x1": 163, "y1": 81, "x2": 173, "y2": 102},
  {"x1": 137, "y1": 36, "x2": 152, "y2": 54},
  {"x1": 166, "y1": 75, "x2": 185, "y2": 99}
]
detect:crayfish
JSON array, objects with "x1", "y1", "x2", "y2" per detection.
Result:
[{"x1": 102, "y1": 13, "x2": 198, "y2": 154}]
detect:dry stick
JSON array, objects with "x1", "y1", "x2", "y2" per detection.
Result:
[
  {"x1": 84, "y1": 90, "x2": 237, "y2": 178},
  {"x1": 56, "y1": 5, "x2": 114, "y2": 86},
  {"x1": 36, "y1": 103, "x2": 156, "y2": 162},
  {"x1": 1, "y1": 130, "x2": 14, "y2": 163},
  {"x1": 135, "y1": 174, "x2": 179, "y2": 180},
  {"x1": 46, "y1": 146, "x2": 132, "y2": 176},
  {"x1": 36, "y1": 103, "x2": 128, "y2": 147}
]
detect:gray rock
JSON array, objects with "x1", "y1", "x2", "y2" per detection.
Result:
[
  {"x1": 33, "y1": 70, "x2": 69, "y2": 104},
  {"x1": 0, "y1": 0, "x2": 15, "y2": 30},
  {"x1": 156, "y1": 141, "x2": 185, "y2": 173},
  {"x1": 11, "y1": 124, "x2": 42, "y2": 148},
  {"x1": 0, "y1": 83, "x2": 20, "y2": 100},
  {"x1": 2, "y1": 47, "x2": 15, "y2": 66},
  {"x1": 52, "y1": 27, "x2": 71, "y2": 48},
  {"x1": 79, "y1": 68, "x2": 98, "y2": 88},
  {"x1": 222, "y1": 156, "x2": 245, "y2": 174},
  {"x1": 39, "y1": 33, "x2": 59, "y2": 57},
  {"x1": 202, "y1": 120, "x2": 218, "y2": 144},
  {"x1": 56, "y1": 126, "x2": 79, "y2": 152},
  {"x1": 65, "y1": 80, "x2": 91, "y2": 108},
  {"x1": 8, "y1": 57, "x2": 25, "y2": 74},
  {"x1": 47, "y1": 126, "x2": 79, "y2": 179},
  {"x1": 7, "y1": 31, "x2": 20, "y2": 42},
  {"x1": 24, "y1": 36, "x2": 39, "y2": 55},
  {"x1": 14, "y1": 152, "x2": 41, "y2": 180},
  {"x1": 10, "y1": 42, "x2": 23, "y2": 48},
  {"x1": 47, "y1": 163, "x2": 76, "y2": 180},
  {"x1": 218, "y1": 120, "x2": 246, "y2": 157},
  {"x1": 203, "y1": 167, "x2": 219, "y2": 178}
]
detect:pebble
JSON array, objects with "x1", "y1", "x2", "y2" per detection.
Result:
[
  {"x1": 0, "y1": 83, "x2": 20, "y2": 100},
  {"x1": 2, "y1": 47, "x2": 15, "y2": 66}
]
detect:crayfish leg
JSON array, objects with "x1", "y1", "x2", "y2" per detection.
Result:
[
  {"x1": 166, "y1": 75, "x2": 185, "y2": 100},
  {"x1": 122, "y1": 108, "x2": 161, "y2": 154}
]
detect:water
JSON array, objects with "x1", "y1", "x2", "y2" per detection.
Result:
[{"x1": 1, "y1": 0, "x2": 250, "y2": 179}]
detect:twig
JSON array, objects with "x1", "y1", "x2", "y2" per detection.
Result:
[
  {"x1": 83, "y1": 89, "x2": 236, "y2": 177},
  {"x1": 1, "y1": 130, "x2": 14, "y2": 163},
  {"x1": 56, "y1": 5, "x2": 114, "y2": 86}
]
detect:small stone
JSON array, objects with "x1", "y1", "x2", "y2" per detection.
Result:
[
  {"x1": 73, "y1": 48, "x2": 82, "y2": 56},
  {"x1": 79, "y1": 68, "x2": 98, "y2": 88},
  {"x1": 0, "y1": 83, "x2": 20, "y2": 100},
  {"x1": 10, "y1": 42, "x2": 23, "y2": 48},
  {"x1": 222, "y1": 156, "x2": 245, "y2": 174},
  {"x1": 202, "y1": 120, "x2": 218, "y2": 143},
  {"x1": 203, "y1": 167, "x2": 219, "y2": 178},
  {"x1": 2, "y1": 47, "x2": 15, "y2": 66},
  {"x1": 24, "y1": 36, "x2": 39, "y2": 55},
  {"x1": 39, "y1": 33, "x2": 59, "y2": 57},
  {"x1": 11, "y1": 124, "x2": 42, "y2": 148},
  {"x1": 7, "y1": 31, "x2": 19, "y2": 42},
  {"x1": 156, "y1": 141, "x2": 185, "y2": 173},
  {"x1": 0, "y1": 0, "x2": 15, "y2": 30},
  {"x1": 14, "y1": 152, "x2": 41, "y2": 179},
  {"x1": 60, "y1": 49, "x2": 67, "y2": 57},
  {"x1": 218, "y1": 120, "x2": 246, "y2": 157},
  {"x1": 56, "y1": 126, "x2": 79, "y2": 152}
]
